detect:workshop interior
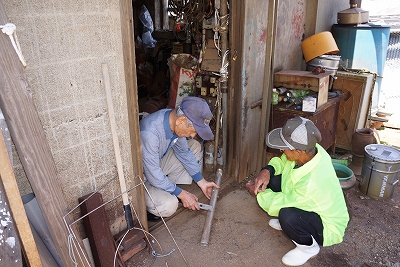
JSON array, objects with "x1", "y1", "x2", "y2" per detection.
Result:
[{"x1": 1, "y1": 0, "x2": 400, "y2": 266}]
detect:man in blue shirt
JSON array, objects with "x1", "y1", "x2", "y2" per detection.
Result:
[{"x1": 140, "y1": 97, "x2": 219, "y2": 221}]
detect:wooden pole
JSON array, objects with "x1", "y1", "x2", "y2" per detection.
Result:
[{"x1": 102, "y1": 63, "x2": 134, "y2": 229}]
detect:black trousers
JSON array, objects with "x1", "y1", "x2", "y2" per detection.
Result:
[{"x1": 267, "y1": 173, "x2": 324, "y2": 246}]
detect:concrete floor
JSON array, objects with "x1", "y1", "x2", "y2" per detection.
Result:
[
  {"x1": 128, "y1": 126, "x2": 400, "y2": 267},
  {"x1": 131, "y1": 185, "x2": 296, "y2": 267}
]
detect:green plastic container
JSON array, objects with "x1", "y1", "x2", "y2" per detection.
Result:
[
  {"x1": 333, "y1": 162, "x2": 354, "y2": 181},
  {"x1": 331, "y1": 158, "x2": 348, "y2": 166}
]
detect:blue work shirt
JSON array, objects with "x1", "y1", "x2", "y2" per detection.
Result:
[{"x1": 140, "y1": 109, "x2": 203, "y2": 196}]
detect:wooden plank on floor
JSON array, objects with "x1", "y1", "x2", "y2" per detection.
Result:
[
  {"x1": 0, "y1": 129, "x2": 41, "y2": 267},
  {"x1": 0, "y1": 186, "x2": 23, "y2": 267}
]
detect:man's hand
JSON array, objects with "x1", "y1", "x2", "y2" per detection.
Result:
[
  {"x1": 197, "y1": 178, "x2": 220, "y2": 199},
  {"x1": 252, "y1": 169, "x2": 271, "y2": 196},
  {"x1": 177, "y1": 190, "x2": 200, "y2": 210}
]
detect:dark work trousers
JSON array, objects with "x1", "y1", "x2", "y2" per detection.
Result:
[{"x1": 267, "y1": 173, "x2": 324, "y2": 246}]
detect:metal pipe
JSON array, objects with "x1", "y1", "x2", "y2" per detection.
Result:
[
  {"x1": 154, "y1": 0, "x2": 161, "y2": 30},
  {"x1": 200, "y1": 168, "x2": 222, "y2": 246},
  {"x1": 23, "y1": 193, "x2": 63, "y2": 267},
  {"x1": 213, "y1": 86, "x2": 222, "y2": 169},
  {"x1": 162, "y1": 0, "x2": 169, "y2": 30},
  {"x1": 220, "y1": 0, "x2": 228, "y2": 170}
]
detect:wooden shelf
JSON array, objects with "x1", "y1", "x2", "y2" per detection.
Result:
[
  {"x1": 274, "y1": 70, "x2": 335, "y2": 108},
  {"x1": 268, "y1": 95, "x2": 343, "y2": 158}
]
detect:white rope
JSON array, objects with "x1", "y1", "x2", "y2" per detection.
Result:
[
  {"x1": 220, "y1": 49, "x2": 229, "y2": 80},
  {"x1": 211, "y1": 49, "x2": 229, "y2": 81},
  {"x1": 213, "y1": 9, "x2": 221, "y2": 53},
  {"x1": 0, "y1": 23, "x2": 27, "y2": 66}
]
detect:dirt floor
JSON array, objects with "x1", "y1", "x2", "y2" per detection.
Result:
[{"x1": 128, "y1": 127, "x2": 400, "y2": 267}]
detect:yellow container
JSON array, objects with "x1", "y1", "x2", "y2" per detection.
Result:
[{"x1": 301, "y1": 31, "x2": 339, "y2": 63}]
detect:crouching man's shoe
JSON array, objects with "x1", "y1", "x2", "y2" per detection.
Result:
[
  {"x1": 147, "y1": 211, "x2": 162, "y2": 222},
  {"x1": 282, "y1": 236, "x2": 320, "y2": 266},
  {"x1": 269, "y1": 219, "x2": 282, "y2": 231}
]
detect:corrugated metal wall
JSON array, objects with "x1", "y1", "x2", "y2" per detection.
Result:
[{"x1": 380, "y1": 22, "x2": 400, "y2": 128}]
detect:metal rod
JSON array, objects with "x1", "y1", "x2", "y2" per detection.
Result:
[
  {"x1": 200, "y1": 168, "x2": 222, "y2": 246},
  {"x1": 162, "y1": 0, "x2": 169, "y2": 30},
  {"x1": 213, "y1": 86, "x2": 222, "y2": 169},
  {"x1": 220, "y1": 0, "x2": 228, "y2": 170}
]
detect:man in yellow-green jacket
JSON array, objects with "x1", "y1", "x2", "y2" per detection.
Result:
[{"x1": 246, "y1": 116, "x2": 349, "y2": 266}]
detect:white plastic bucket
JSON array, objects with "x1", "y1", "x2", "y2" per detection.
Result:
[{"x1": 360, "y1": 144, "x2": 400, "y2": 199}]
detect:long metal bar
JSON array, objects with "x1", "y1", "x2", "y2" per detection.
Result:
[
  {"x1": 200, "y1": 168, "x2": 222, "y2": 246},
  {"x1": 213, "y1": 87, "x2": 222, "y2": 169},
  {"x1": 220, "y1": 0, "x2": 228, "y2": 170}
]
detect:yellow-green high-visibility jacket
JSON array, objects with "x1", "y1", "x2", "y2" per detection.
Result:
[{"x1": 256, "y1": 144, "x2": 349, "y2": 246}]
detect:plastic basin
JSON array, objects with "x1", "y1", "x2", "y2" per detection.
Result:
[
  {"x1": 333, "y1": 162, "x2": 354, "y2": 181},
  {"x1": 301, "y1": 31, "x2": 339, "y2": 63}
]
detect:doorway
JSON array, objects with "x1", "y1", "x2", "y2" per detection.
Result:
[{"x1": 132, "y1": 0, "x2": 230, "y2": 172}]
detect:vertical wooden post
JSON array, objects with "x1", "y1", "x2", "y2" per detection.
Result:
[
  {"x1": 0, "y1": 1, "x2": 74, "y2": 266},
  {"x1": 257, "y1": 0, "x2": 278, "y2": 171},
  {"x1": 119, "y1": 0, "x2": 148, "y2": 231}
]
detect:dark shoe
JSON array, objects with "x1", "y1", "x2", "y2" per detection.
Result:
[{"x1": 147, "y1": 211, "x2": 161, "y2": 222}]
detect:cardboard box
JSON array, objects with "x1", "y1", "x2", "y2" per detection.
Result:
[
  {"x1": 172, "y1": 44, "x2": 183, "y2": 54},
  {"x1": 172, "y1": 44, "x2": 197, "y2": 55},
  {"x1": 302, "y1": 97, "x2": 317, "y2": 112},
  {"x1": 274, "y1": 70, "x2": 334, "y2": 107},
  {"x1": 201, "y1": 40, "x2": 221, "y2": 72}
]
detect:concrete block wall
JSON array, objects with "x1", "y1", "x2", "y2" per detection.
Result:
[{"x1": 4, "y1": 0, "x2": 139, "y2": 235}]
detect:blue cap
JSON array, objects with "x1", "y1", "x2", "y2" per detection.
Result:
[{"x1": 180, "y1": 97, "x2": 214, "y2": 140}]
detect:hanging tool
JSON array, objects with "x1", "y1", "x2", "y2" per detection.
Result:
[{"x1": 200, "y1": 168, "x2": 222, "y2": 246}]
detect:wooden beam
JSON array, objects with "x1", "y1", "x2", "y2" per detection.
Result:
[
  {"x1": 0, "y1": 1, "x2": 74, "y2": 266},
  {"x1": 0, "y1": 129, "x2": 42, "y2": 267},
  {"x1": 119, "y1": 0, "x2": 148, "y2": 231},
  {"x1": 257, "y1": 0, "x2": 278, "y2": 172}
]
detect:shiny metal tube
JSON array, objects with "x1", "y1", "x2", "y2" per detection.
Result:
[{"x1": 200, "y1": 169, "x2": 222, "y2": 246}]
